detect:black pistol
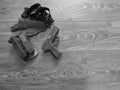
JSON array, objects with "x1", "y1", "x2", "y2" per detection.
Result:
[
  {"x1": 42, "y1": 26, "x2": 62, "y2": 59},
  {"x1": 8, "y1": 32, "x2": 39, "y2": 61}
]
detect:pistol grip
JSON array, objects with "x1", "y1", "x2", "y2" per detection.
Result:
[
  {"x1": 19, "y1": 33, "x2": 34, "y2": 54},
  {"x1": 8, "y1": 37, "x2": 27, "y2": 59},
  {"x1": 49, "y1": 43, "x2": 62, "y2": 59}
]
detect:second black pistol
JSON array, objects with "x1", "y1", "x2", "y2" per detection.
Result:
[{"x1": 42, "y1": 26, "x2": 62, "y2": 59}]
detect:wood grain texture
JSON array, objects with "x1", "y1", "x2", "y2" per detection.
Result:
[
  {"x1": 0, "y1": 0, "x2": 120, "y2": 90},
  {"x1": 1, "y1": 0, "x2": 120, "y2": 21}
]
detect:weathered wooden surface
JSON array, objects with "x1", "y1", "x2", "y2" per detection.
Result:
[{"x1": 0, "y1": 0, "x2": 120, "y2": 90}]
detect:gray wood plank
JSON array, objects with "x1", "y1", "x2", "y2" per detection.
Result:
[
  {"x1": 0, "y1": 28, "x2": 120, "y2": 80},
  {"x1": 1, "y1": 0, "x2": 120, "y2": 21}
]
